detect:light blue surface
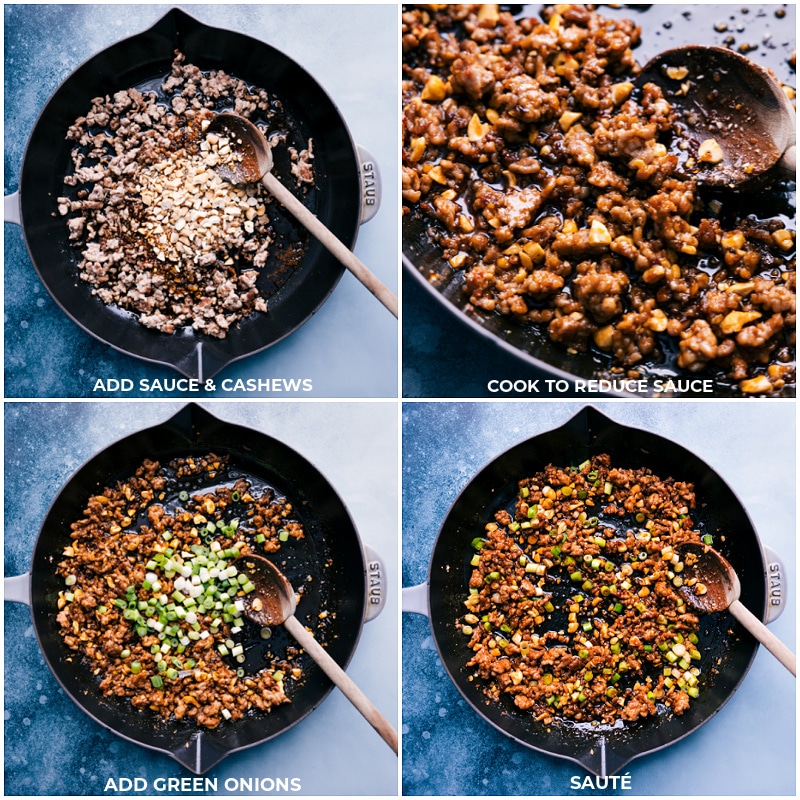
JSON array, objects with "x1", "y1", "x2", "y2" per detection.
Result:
[
  {"x1": 4, "y1": 4, "x2": 398, "y2": 398},
  {"x1": 402, "y1": 401, "x2": 796, "y2": 795},
  {"x1": 4, "y1": 402, "x2": 398, "y2": 795}
]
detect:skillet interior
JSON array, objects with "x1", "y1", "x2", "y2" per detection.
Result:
[
  {"x1": 426, "y1": 405, "x2": 763, "y2": 775},
  {"x1": 19, "y1": 8, "x2": 361, "y2": 381},
  {"x1": 27, "y1": 404, "x2": 366, "y2": 773},
  {"x1": 402, "y1": 4, "x2": 796, "y2": 398}
]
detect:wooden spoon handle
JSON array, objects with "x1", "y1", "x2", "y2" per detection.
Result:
[
  {"x1": 284, "y1": 614, "x2": 399, "y2": 753},
  {"x1": 729, "y1": 598, "x2": 796, "y2": 676},
  {"x1": 263, "y1": 172, "x2": 398, "y2": 318}
]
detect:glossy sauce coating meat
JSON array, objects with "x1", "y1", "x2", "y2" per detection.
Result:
[
  {"x1": 402, "y1": 4, "x2": 796, "y2": 394},
  {"x1": 459, "y1": 455, "x2": 712, "y2": 726},
  {"x1": 55, "y1": 454, "x2": 305, "y2": 729}
]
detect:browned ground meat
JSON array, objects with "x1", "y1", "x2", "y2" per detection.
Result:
[
  {"x1": 55, "y1": 454, "x2": 306, "y2": 729},
  {"x1": 459, "y1": 455, "x2": 709, "y2": 726},
  {"x1": 58, "y1": 52, "x2": 314, "y2": 339},
  {"x1": 402, "y1": 4, "x2": 796, "y2": 394}
]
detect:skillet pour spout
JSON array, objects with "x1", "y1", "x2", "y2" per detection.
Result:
[
  {"x1": 406, "y1": 405, "x2": 785, "y2": 777},
  {"x1": 171, "y1": 731, "x2": 229, "y2": 775}
]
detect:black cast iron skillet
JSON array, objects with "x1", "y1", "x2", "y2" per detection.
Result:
[
  {"x1": 403, "y1": 406, "x2": 787, "y2": 776},
  {"x1": 5, "y1": 404, "x2": 385, "y2": 773},
  {"x1": 9, "y1": 8, "x2": 366, "y2": 381},
  {"x1": 402, "y1": 4, "x2": 796, "y2": 398}
]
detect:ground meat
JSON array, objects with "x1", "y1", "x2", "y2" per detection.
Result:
[
  {"x1": 55, "y1": 454, "x2": 306, "y2": 729},
  {"x1": 289, "y1": 140, "x2": 315, "y2": 185},
  {"x1": 678, "y1": 320, "x2": 719, "y2": 372},
  {"x1": 402, "y1": 4, "x2": 796, "y2": 394},
  {"x1": 58, "y1": 51, "x2": 315, "y2": 339},
  {"x1": 458, "y1": 455, "x2": 709, "y2": 726}
]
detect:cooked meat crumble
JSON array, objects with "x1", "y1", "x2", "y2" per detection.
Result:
[
  {"x1": 402, "y1": 4, "x2": 796, "y2": 393},
  {"x1": 58, "y1": 51, "x2": 315, "y2": 339},
  {"x1": 459, "y1": 455, "x2": 712, "y2": 726},
  {"x1": 55, "y1": 453, "x2": 306, "y2": 729}
]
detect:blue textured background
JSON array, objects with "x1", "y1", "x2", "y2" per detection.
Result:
[
  {"x1": 402, "y1": 401, "x2": 795, "y2": 795},
  {"x1": 4, "y1": 4, "x2": 398, "y2": 398},
  {"x1": 5, "y1": 402, "x2": 398, "y2": 795}
]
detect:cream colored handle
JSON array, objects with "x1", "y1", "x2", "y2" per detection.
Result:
[
  {"x1": 730, "y1": 598, "x2": 796, "y2": 676},
  {"x1": 4, "y1": 572, "x2": 31, "y2": 604},
  {"x1": 284, "y1": 613, "x2": 398, "y2": 753},
  {"x1": 263, "y1": 172, "x2": 398, "y2": 318},
  {"x1": 4, "y1": 192, "x2": 21, "y2": 225}
]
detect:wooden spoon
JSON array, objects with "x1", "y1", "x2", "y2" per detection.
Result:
[
  {"x1": 677, "y1": 542, "x2": 795, "y2": 676},
  {"x1": 639, "y1": 45, "x2": 796, "y2": 188},
  {"x1": 208, "y1": 113, "x2": 398, "y2": 317},
  {"x1": 235, "y1": 553, "x2": 399, "y2": 753}
]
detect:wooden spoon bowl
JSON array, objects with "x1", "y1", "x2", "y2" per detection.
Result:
[
  {"x1": 639, "y1": 45, "x2": 796, "y2": 188},
  {"x1": 678, "y1": 543, "x2": 795, "y2": 676}
]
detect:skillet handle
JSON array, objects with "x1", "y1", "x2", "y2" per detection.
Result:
[
  {"x1": 763, "y1": 545, "x2": 789, "y2": 624},
  {"x1": 4, "y1": 573, "x2": 31, "y2": 605},
  {"x1": 401, "y1": 582, "x2": 428, "y2": 617},
  {"x1": 4, "y1": 192, "x2": 21, "y2": 225},
  {"x1": 356, "y1": 146, "x2": 381, "y2": 225},
  {"x1": 363, "y1": 545, "x2": 387, "y2": 622}
]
